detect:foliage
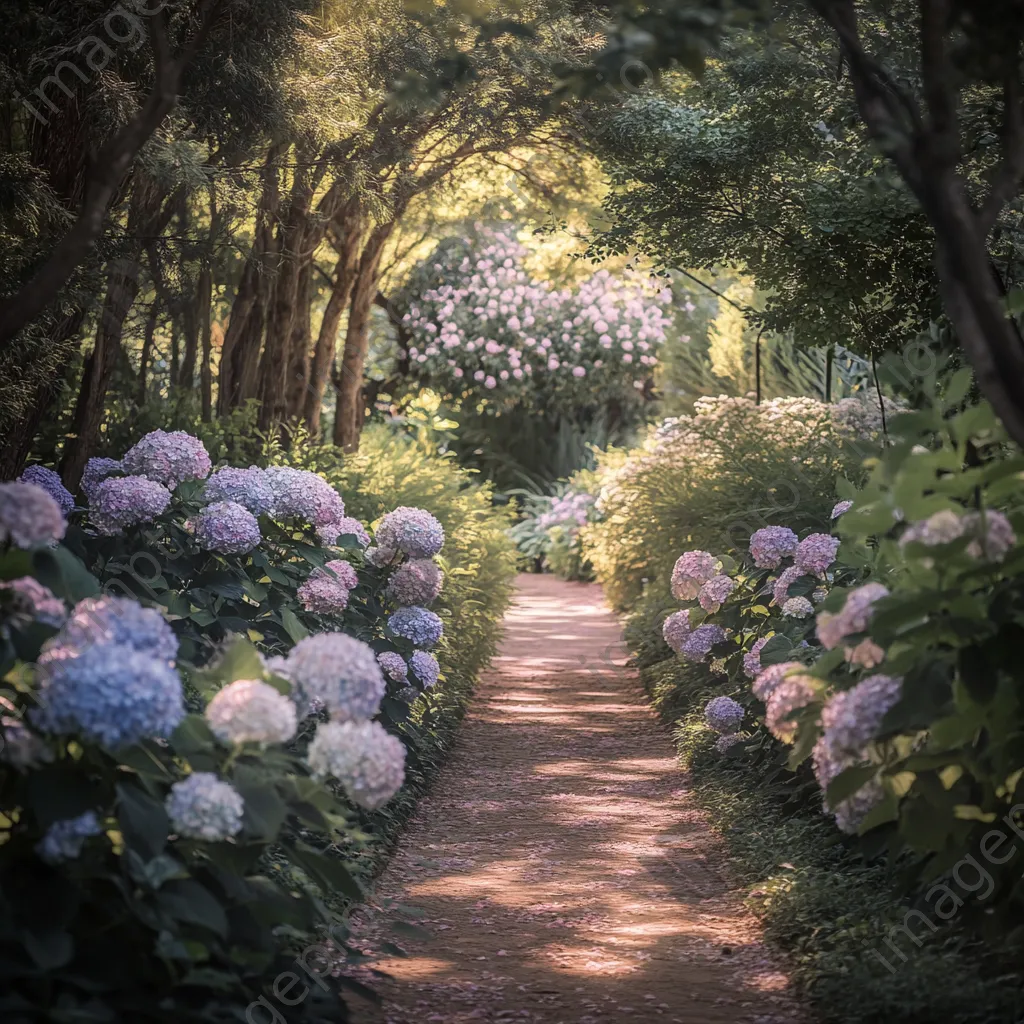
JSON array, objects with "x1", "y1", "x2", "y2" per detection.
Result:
[{"x1": 583, "y1": 391, "x2": 888, "y2": 610}]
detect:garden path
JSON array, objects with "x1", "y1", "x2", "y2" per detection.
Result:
[{"x1": 345, "y1": 575, "x2": 806, "y2": 1023}]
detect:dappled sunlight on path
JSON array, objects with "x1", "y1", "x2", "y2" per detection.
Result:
[{"x1": 346, "y1": 575, "x2": 806, "y2": 1023}]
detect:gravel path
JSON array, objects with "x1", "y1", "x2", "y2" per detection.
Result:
[{"x1": 345, "y1": 575, "x2": 806, "y2": 1023}]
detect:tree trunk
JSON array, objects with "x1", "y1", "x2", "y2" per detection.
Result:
[
  {"x1": 304, "y1": 202, "x2": 363, "y2": 434},
  {"x1": 138, "y1": 300, "x2": 159, "y2": 407},
  {"x1": 284, "y1": 258, "x2": 314, "y2": 421},
  {"x1": 198, "y1": 263, "x2": 214, "y2": 421},
  {"x1": 333, "y1": 223, "x2": 394, "y2": 451}
]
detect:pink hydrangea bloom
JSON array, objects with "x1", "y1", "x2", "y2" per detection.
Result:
[
  {"x1": 671, "y1": 550, "x2": 719, "y2": 601},
  {"x1": 794, "y1": 533, "x2": 840, "y2": 574},
  {"x1": 90, "y1": 476, "x2": 170, "y2": 535},
  {"x1": 749, "y1": 526, "x2": 798, "y2": 569},
  {"x1": 698, "y1": 574, "x2": 735, "y2": 613},
  {"x1": 121, "y1": 430, "x2": 211, "y2": 489}
]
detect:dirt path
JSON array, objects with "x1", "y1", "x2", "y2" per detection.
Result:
[{"x1": 346, "y1": 575, "x2": 806, "y2": 1023}]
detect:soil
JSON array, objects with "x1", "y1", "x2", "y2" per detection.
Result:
[{"x1": 343, "y1": 574, "x2": 807, "y2": 1024}]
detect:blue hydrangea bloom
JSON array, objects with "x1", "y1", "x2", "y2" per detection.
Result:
[
  {"x1": 387, "y1": 606, "x2": 443, "y2": 648},
  {"x1": 19, "y1": 465, "x2": 74, "y2": 517},
  {"x1": 34, "y1": 643, "x2": 185, "y2": 748},
  {"x1": 409, "y1": 651, "x2": 440, "y2": 689},
  {"x1": 37, "y1": 810, "x2": 102, "y2": 863},
  {"x1": 165, "y1": 773, "x2": 244, "y2": 841},
  {"x1": 56, "y1": 596, "x2": 178, "y2": 664}
]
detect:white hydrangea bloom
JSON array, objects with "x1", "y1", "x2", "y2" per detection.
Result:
[
  {"x1": 307, "y1": 720, "x2": 406, "y2": 810},
  {"x1": 205, "y1": 679, "x2": 298, "y2": 746},
  {"x1": 286, "y1": 633, "x2": 385, "y2": 723}
]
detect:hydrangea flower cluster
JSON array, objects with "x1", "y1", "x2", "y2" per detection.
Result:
[
  {"x1": 751, "y1": 661, "x2": 803, "y2": 702},
  {"x1": 285, "y1": 633, "x2": 385, "y2": 722},
  {"x1": 831, "y1": 395, "x2": 903, "y2": 438},
  {"x1": 962, "y1": 510, "x2": 1016, "y2": 560},
  {"x1": 375, "y1": 507, "x2": 445, "y2": 559},
  {"x1": 715, "y1": 732, "x2": 746, "y2": 754},
  {"x1": 704, "y1": 695, "x2": 744, "y2": 734},
  {"x1": 679, "y1": 623, "x2": 727, "y2": 662},
  {"x1": 743, "y1": 637, "x2": 769, "y2": 679},
  {"x1": 335, "y1": 517, "x2": 371, "y2": 548},
  {"x1": 536, "y1": 491, "x2": 595, "y2": 536},
  {"x1": 205, "y1": 679, "x2": 298, "y2": 746},
  {"x1": 670, "y1": 550, "x2": 719, "y2": 601},
  {"x1": 54, "y1": 595, "x2": 178, "y2": 663},
  {"x1": 899, "y1": 509, "x2": 965, "y2": 549},
  {"x1": 749, "y1": 526, "x2": 798, "y2": 569},
  {"x1": 121, "y1": 430, "x2": 211, "y2": 489},
  {"x1": 166, "y1": 773, "x2": 244, "y2": 841},
  {"x1": 387, "y1": 559, "x2": 443, "y2": 607},
  {"x1": 264, "y1": 466, "x2": 347, "y2": 545},
  {"x1": 90, "y1": 475, "x2": 171, "y2": 535},
  {"x1": 19, "y1": 465, "x2": 74, "y2": 516},
  {"x1": 0, "y1": 481, "x2": 67, "y2": 548},
  {"x1": 401, "y1": 225, "x2": 673, "y2": 410},
  {"x1": 765, "y1": 676, "x2": 816, "y2": 743},
  {"x1": 698, "y1": 574, "x2": 735, "y2": 613},
  {"x1": 192, "y1": 501, "x2": 261, "y2": 554},
  {"x1": 34, "y1": 643, "x2": 185, "y2": 748},
  {"x1": 203, "y1": 466, "x2": 275, "y2": 515},
  {"x1": 1, "y1": 712, "x2": 53, "y2": 771},
  {"x1": 409, "y1": 650, "x2": 440, "y2": 689},
  {"x1": 830, "y1": 500, "x2": 853, "y2": 520},
  {"x1": 37, "y1": 811, "x2": 103, "y2": 864},
  {"x1": 297, "y1": 559, "x2": 359, "y2": 615},
  {"x1": 794, "y1": 533, "x2": 840, "y2": 575},
  {"x1": 816, "y1": 583, "x2": 889, "y2": 653},
  {"x1": 307, "y1": 720, "x2": 406, "y2": 810},
  {"x1": 782, "y1": 595, "x2": 814, "y2": 618},
  {"x1": 377, "y1": 651, "x2": 408, "y2": 683},
  {"x1": 388, "y1": 606, "x2": 444, "y2": 648},
  {"x1": 813, "y1": 674, "x2": 903, "y2": 833},
  {"x1": 81, "y1": 457, "x2": 123, "y2": 500},
  {"x1": 662, "y1": 609, "x2": 692, "y2": 653},
  {"x1": 0, "y1": 576, "x2": 66, "y2": 628}
]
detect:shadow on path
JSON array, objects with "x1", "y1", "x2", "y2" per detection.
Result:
[{"x1": 345, "y1": 575, "x2": 806, "y2": 1023}]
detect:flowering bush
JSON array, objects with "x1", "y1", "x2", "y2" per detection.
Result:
[
  {"x1": 509, "y1": 477, "x2": 601, "y2": 581},
  {"x1": 399, "y1": 223, "x2": 673, "y2": 415}
]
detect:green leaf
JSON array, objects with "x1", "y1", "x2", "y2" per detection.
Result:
[
  {"x1": 958, "y1": 645, "x2": 996, "y2": 704},
  {"x1": 825, "y1": 762, "x2": 878, "y2": 809},
  {"x1": 209, "y1": 636, "x2": 265, "y2": 685},
  {"x1": 31, "y1": 546, "x2": 100, "y2": 603},
  {"x1": 234, "y1": 769, "x2": 287, "y2": 841},
  {"x1": 157, "y1": 880, "x2": 229, "y2": 938},
  {"x1": 281, "y1": 607, "x2": 309, "y2": 644},
  {"x1": 170, "y1": 716, "x2": 217, "y2": 760},
  {"x1": 27, "y1": 767, "x2": 102, "y2": 828},
  {"x1": 117, "y1": 782, "x2": 169, "y2": 861},
  {"x1": 285, "y1": 842, "x2": 363, "y2": 900},
  {"x1": 759, "y1": 634, "x2": 793, "y2": 666}
]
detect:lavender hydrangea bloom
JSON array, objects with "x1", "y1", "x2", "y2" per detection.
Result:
[
  {"x1": 765, "y1": 676, "x2": 816, "y2": 742},
  {"x1": 205, "y1": 679, "x2": 298, "y2": 746},
  {"x1": 193, "y1": 501, "x2": 261, "y2": 554},
  {"x1": 670, "y1": 550, "x2": 719, "y2": 601},
  {"x1": 816, "y1": 583, "x2": 890, "y2": 651},
  {"x1": 749, "y1": 526, "x2": 798, "y2": 569},
  {"x1": 377, "y1": 651, "x2": 408, "y2": 683},
  {"x1": 782, "y1": 595, "x2": 814, "y2": 618},
  {"x1": 388, "y1": 606, "x2": 444, "y2": 648},
  {"x1": 307, "y1": 720, "x2": 406, "y2": 810},
  {"x1": 202, "y1": 466, "x2": 274, "y2": 515},
  {"x1": 37, "y1": 811, "x2": 102, "y2": 864},
  {"x1": 772, "y1": 565, "x2": 805, "y2": 607},
  {"x1": 715, "y1": 733, "x2": 745, "y2": 754},
  {"x1": 743, "y1": 637, "x2": 769, "y2": 679},
  {"x1": 375, "y1": 506, "x2": 445, "y2": 558},
  {"x1": 81, "y1": 458, "x2": 123, "y2": 500},
  {"x1": 286, "y1": 633, "x2": 385, "y2": 723},
  {"x1": 0, "y1": 481, "x2": 67, "y2": 548},
  {"x1": 830, "y1": 500, "x2": 853, "y2": 520},
  {"x1": 387, "y1": 559, "x2": 443, "y2": 606},
  {"x1": 121, "y1": 430, "x2": 211, "y2": 489},
  {"x1": 409, "y1": 650, "x2": 440, "y2": 689},
  {"x1": 298, "y1": 559, "x2": 358, "y2": 615},
  {"x1": 166, "y1": 773, "x2": 244, "y2": 841},
  {"x1": 812, "y1": 737, "x2": 884, "y2": 835},
  {"x1": 19, "y1": 466, "x2": 74, "y2": 516},
  {"x1": 704, "y1": 695, "x2": 744, "y2": 733},
  {"x1": 1, "y1": 714, "x2": 53, "y2": 771},
  {"x1": 265, "y1": 466, "x2": 346, "y2": 544},
  {"x1": 0, "y1": 577, "x2": 66, "y2": 628},
  {"x1": 34, "y1": 643, "x2": 185, "y2": 748},
  {"x1": 751, "y1": 661, "x2": 802, "y2": 702},
  {"x1": 794, "y1": 533, "x2": 840, "y2": 575},
  {"x1": 662, "y1": 610, "x2": 692, "y2": 653},
  {"x1": 819, "y1": 674, "x2": 902, "y2": 759},
  {"x1": 698, "y1": 574, "x2": 735, "y2": 613},
  {"x1": 55, "y1": 596, "x2": 178, "y2": 663},
  {"x1": 365, "y1": 545, "x2": 400, "y2": 567},
  {"x1": 679, "y1": 623, "x2": 727, "y2": 662},
  {"x1": 899, "y1": 509, "x2": 964, "y2": 548},
  {"x1": 90, "y1": 475, "x2": 171, "y2": 535},
  {"x1": 962, "y1": 510, "x2": 1016, "y2": 561}
]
